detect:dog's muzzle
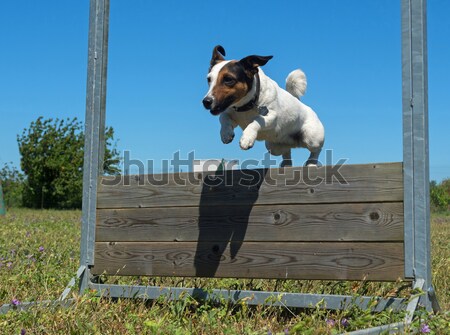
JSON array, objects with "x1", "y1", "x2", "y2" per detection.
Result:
[
  {"x1": 202, "y1": 96, "x2": 222, "y2": 115},
  {"x1": 202, "y1": 97, "x2": 213, "y2": 109}
]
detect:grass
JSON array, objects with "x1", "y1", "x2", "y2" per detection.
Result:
[{"x1": 0, "y1": 208, "x2": 449, "y2": 334}]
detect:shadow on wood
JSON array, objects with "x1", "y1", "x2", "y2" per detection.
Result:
[{"x1": 194, "y1": 169, "x2": 268, "y2": 277}]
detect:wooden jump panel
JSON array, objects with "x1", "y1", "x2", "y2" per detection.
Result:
[
  {"x1": 94, "y1": 162, "x2": 405, "y2": 281},
  {"x1": 97, "y1": 163, "x2": 403, "y2": 209},
  {"x1": 91, "y1": 242, "x2": 404, "y2": 281},
  {"x1": 96, "y1": 202, "x2": 404, "y2": 242}
]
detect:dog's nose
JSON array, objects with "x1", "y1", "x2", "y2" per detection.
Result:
[{"x1": 202, "y1": 97, "x2": 213, "y2": 109}]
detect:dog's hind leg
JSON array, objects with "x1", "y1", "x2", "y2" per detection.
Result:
[
  {"x1": 305, "y1": 149, "x2": 321, "y2": 166},
  {"x1": 281, "y1": 150, "x2": 293, "y2": 167},
  {"x1": 266, "y1": 142, "x2": 292, "y2": 167},
  {"x1": 265, "y1": 141, "x2": 283, "y2": 156},
  {"x1": 301, "y1": 123, "x2": 324, "y2": 166}
]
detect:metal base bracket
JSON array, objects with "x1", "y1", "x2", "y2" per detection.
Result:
[{"x1": 0, "y1": 266, "x2": 85, "y2": 315}]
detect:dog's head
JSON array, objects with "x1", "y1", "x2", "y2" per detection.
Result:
[{"x1": 202, "y1": 45, "x2": 273, "y2": 115}]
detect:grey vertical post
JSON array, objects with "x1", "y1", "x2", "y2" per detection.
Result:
[
  {"x1": 80, "y1": 0, "x2": 110, "y2": 293},
  {"x1": 401, "y1": 0, "x2": 432, "y2": 310}
]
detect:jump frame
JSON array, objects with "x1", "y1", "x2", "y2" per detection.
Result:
[
  {"x1": 79, "y1": 0, "x2": 441, "y2": 329},
  {"x1": 1, "y1": 0, "x2": 441, "y2": 333}
]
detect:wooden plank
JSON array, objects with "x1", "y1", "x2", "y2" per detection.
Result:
[
  {"x1": 92, "y1": 241, "x2": 405, "y2": 281},
  {"x1": 97, "y1": 163, "x2": 403, "y2": 209},
  {"x1": 96, "y1": 202, "x2": 404, "y2": 242}
]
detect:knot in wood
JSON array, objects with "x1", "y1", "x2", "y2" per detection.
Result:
[
  {"x1": 370, "y1": 212, "x2": 380, "y2": 221},
  {"x1": 273, "y1": 210, "x2": 287, "y2": 225}
]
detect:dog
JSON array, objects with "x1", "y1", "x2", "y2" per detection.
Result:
[{"x1": 202, "y1": 45, "x2": 324, "y2": 167}]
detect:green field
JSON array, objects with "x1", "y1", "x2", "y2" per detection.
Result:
[{"x1": 1, "y1": 209, "x2": 449, "y2": 334}]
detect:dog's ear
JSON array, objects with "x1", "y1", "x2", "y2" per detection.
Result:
[
  {"x1": 210, "y1": 45, "x2": 226, "y2": 70},
  {"x1": 239, "y1": 55, "x2": 273, "y2": 75}
]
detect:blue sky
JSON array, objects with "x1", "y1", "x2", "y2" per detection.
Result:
[{"x1": 0, "y1": 0, "x2": 449, "y2": 181}]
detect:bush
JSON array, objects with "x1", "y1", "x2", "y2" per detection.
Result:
[
  {"x1": 17, "y1": 117, "x2": 120, "y2": 209},
  {"x1": 430, "y1": 179, "x2": 450, "y2": 212},
  {"x1": 0, "y1": 162, "x2": 24, "y2": 207}
]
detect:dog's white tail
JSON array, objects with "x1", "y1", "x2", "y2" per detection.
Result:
[{"x1": 286, "y1": 69, "x2": 307, "y2": 99}]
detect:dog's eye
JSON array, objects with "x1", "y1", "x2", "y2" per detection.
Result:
[
  {"x1": 207, "y1": 77, "x2": 211, "y2": 85},
  {"x1": 223, "y1": 76, "x2": 236, "y2": 87}
]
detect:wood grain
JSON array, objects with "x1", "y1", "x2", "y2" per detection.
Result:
[
  {"x1": 94, "y1": 162, "x2": 405, "y2": 282},
  {"x1": 97, "y1": 163, "x2": 403, "y2": 209},
  {"x1": 92, "y1": 241, "x2": 405, "y2": 281},
  {"x1": 96, "y1": 202, "x2": 404, "y2": 242}
]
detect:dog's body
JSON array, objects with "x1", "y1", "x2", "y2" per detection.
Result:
[{"x1": 202, "y1": 46, "x2": 324, "y2": 166}]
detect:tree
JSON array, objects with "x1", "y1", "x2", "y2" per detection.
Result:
[
  {"x1": 0, "y1": 162, "x2": 24, "y2": 207},
  {"x1": 430, "y1": 179, "x2": 450, "y2": 212},
  {"x1": 17, "y1": 117, "x2": 120, "y2": 209}
]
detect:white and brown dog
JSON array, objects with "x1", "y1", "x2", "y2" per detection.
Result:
[{"x1": 202, "y1": 45, "x2": 324, "y2": 166}]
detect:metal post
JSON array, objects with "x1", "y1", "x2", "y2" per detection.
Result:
[
  {"x1": 80, "y1": 0, "x2": 110, "y2": 293},
  {"x1": 401, "y1": 0, "x2": 433, "y2": 310}
]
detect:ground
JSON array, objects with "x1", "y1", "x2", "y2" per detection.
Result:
[{"x1": 0, "y1": 209, "x2": 449, "y2": 334}]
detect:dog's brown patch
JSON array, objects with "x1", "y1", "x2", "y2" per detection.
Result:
[{"x1": 211, "y1": 61, "x2": 254, "y2": 112}]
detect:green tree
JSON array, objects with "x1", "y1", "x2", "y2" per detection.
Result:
[
  {"x1": 17, "y1": 117, "x2": 120, "y2": 209},
  {"x1": 0, "y1": 162, "x2": 24, "y2": 207},
  {"x1": 430, "y1": 179, "x2": 450, "y2": 212}
]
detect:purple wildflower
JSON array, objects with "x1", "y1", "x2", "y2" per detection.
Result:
[
  {"x1": 11, "y1": 298, "x2": 20, "y2": 306},
  {"x1": 326, "y1": 318, "x2": 336, "y2": 327},
  {"x1": 38, "y1": 246, "x2": 44, "y2": 252},
  {"x1": 21, "y1": 329, "x2": 26, "y2": 335},
  {"x1": 420, "y1": 324, "x2": 431, "y2": 333},
  {"x1": 267, "y1": 331, "x2": 272, "y2": 335},
  {"x1": 26, "y1": 254, "x2": 36, "y2": 262},
  {"x1": 6, "y1": 262, "x2": 13, "y2": 269},
  {"x1": 341, "y1": 318, "x2": 350, "y2": 328},
  {"x1": 284, "y1": 328, "x2": 289, "y2": 335}
]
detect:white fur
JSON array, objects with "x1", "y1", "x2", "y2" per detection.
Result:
[
  {"x1": 207, "y1": 64, "x2": 324, "y2": 166},
  {"x1": 286, "y1": 69, "x2": 307, "y2": 98},
  {"x1": 205, "y1": 61, "x2": 228, "y2": 99}
]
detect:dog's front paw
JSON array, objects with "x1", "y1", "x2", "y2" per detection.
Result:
[
  {"x1": 221, "y1": 128, "x2": 235, "y2": 144},
  {"x1": 239, "y1": 132, "x2": 257, "y2": 150}
]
